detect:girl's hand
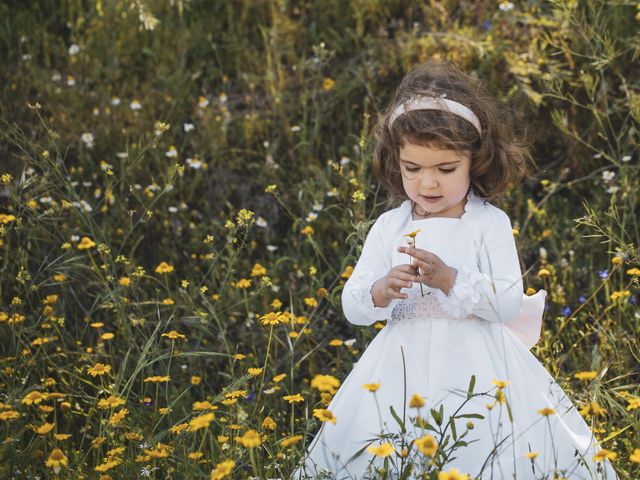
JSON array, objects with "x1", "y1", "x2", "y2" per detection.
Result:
[
  {"x1": 397, "y1": 246, "x2": 457, "y2": 294},
  {"x1": 371, "y1": 264, "x2": 419, "y2": 308}
]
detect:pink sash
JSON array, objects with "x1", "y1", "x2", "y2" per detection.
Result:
[{"x1": 504, "y1": 290, "x2": 547, "y2": 349}]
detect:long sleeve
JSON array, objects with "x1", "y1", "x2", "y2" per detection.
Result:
[
  {"x1": 341, "y1": 215, "x2": 400, "y2": 326},
  {"x1": 434, "y1": 209, "x2": 523, "y2": 324}
]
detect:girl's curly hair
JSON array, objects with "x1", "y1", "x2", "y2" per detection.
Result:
[{"x1": 373, "y1": 61, "x2": 533, "y2": 205}]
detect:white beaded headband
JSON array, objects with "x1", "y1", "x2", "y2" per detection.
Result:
[{"x1": 389, "y1": 94, "x2": 482, "y2": 135}]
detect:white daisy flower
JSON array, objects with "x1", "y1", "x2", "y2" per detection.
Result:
[
  {"x1": 168, "y1": 206, "x2": 178, "y2": 213},
  {"x1": 183, "y1": 122, "x2": 195, "y2": 132},
  {"x1": 263, "y1": 141, "x2": 270, "y2": 148},
  {"x1": 110, "y1": 96, "x2": 121, "y2": 106},
  {"x1": 71, "y1": 235, "x2": 80, "y2": 242},
  {"x1": 290, "y1": 125, "x2": 301, "y2": 132},
  {"x1": 81, "y1": 132, "x2": 94, "y2": 148},
  {"x1": 198, "y1": 96, "x2": 209, "y2": 108},
  {"x1": 218, "y1": 92, "x2": 228, "y2": 103},
  {"x1": 116, "y1": 152, "x2": 128, "y2": 159},
  {"x1": 498, "y1": 1, "x2": 514, "y2": 11},
  {"x1": 621, "y1": 155, "x2": 631, "y2": 162},
  {"x1": 51, "y1": 72, "x2": 61, "y2": 82},
  {"x1": 606, "y1": 185, "x2": 620, "y2": 194},
  {"x1": 130, "y1": 99, "x2": 142, "y2": 110},
  {"x1": 256, "y1": 216, "x2": 268, "y2": 228},
  {"x1": 306, "y1": 212, "x2": 318, "y2": 222},
  {"x1": 82, "y1": 181, "x2": 92, "y2": 187},
  {"x1": 100, "y1": 161, "x2": 113, "y2": 172},
  {"x1": 68, "y1": 44, "x2": 80, "y2": 55},
  {"x1": 266, "y1": 245, "x2": 278, "y2": 252},
  {"x1": 344, "y1": 338, "x2": 356, "y2": 347},
  {"x1": 165, "y1": 146, "x2": 178, "y2": 158},
  {"x1": 92, "y1": 107, "x2": 100, "y2": 116},
  {"x1": 312, "y1": 202, "x2": 324, "y2": 211},
  {"x1": 21, "y1": 54, "x2": 32, "y2": 61},
  {"x1": 326, "y1": 188, "x2": 338, "y2": 197},
  {"x1": 186, "y1": 157, "x2": 202, "y2": 169},
  {"x1": 601, "y1": 170, "x2": 615, "y2": 181},
  {"x1": 66, "y1": 75, "x2": 75, "y2": 86},
  {"x1": 340, "y1": 156, "x2": 350, "y2": 165}
]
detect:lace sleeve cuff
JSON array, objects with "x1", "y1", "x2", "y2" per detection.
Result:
[{"x1": 433, "y1": 264, "x2": 486, "y2": 318}]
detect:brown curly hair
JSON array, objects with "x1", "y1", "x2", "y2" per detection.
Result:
[{"x1": 372, "y1": 61, "x2": 533, "y2": 205}]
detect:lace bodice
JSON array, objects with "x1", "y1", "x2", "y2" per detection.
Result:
[{"x1": 389, "y1": 280, "x2": 482, "y2": 324}]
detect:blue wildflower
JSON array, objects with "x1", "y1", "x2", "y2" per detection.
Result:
[
  {"x1": 598, "y1": 269, "x2": 608, "y2": 279},
  {"x1": 578, "y1": 295, "x2": 586, "y2": 304},
  {"x1": 562, "y1": 305, "x2": 571, "y2": 316},
  {"x1": 482, "y1": 20, "x2": 492, "y2": 31},
  {"x1": 245, "y1": 391, "x2": 255, "y2": 402}
]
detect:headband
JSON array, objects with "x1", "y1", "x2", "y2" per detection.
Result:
[{"x1": 389, "y1": 94, "x2": 482, "y2": 135}]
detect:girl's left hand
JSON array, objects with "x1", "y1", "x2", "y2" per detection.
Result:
[{"x1": 397, "y1": 245, "x2": 457, "y2": 294}]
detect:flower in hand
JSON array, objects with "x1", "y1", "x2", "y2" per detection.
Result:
[{"x1": 397, "y1": 245, "x2": 457, "y2": 295}]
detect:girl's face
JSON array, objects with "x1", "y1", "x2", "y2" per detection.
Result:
[{"x1": 398, "y1": 142, "x2": 472, "y2": 219}]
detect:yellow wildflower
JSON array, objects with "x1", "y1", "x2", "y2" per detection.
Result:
[
  {"x1": 188, "y1": 412, "x2": 216, "y2": 432},
  {"x1": 313, "y1": 408, "x2": 337, "y2": 424},
  {"x1": 322, "y1": 78, "x2": 335, "y2": 91},
  {"x1": 162, "y1": 330, "x2": 186, "y2": 340},
  {"x1": 283, "y1": 393, "x2": 304, "y2": 403},
  {"x1": 87, "y1": 363, "x2": 112, "y2": 377},
  {"x1": 574, "y1": 371, "x2": 598, "y2": 381},
  {"x1": 415, "y1": 434, "x2": 437, "y2": 456},
  {"x1": 238, "y1": 429, "x2": 262, "y2": 448},
  {"x1": 537, "y1": 407, "x2": 556, "y2": 416},
  {"x1": 409, "y1": 393, "x2": 425, "y2": 408},
  {"x1": 593, "y1": 449, "x2": 617, "y2": 462},
  {"x1": 280, "y1": 435, "x2": 303, "y2": 448},
  {"x1": 45, "y1": 448, "x2": 68, "y2": 474},
  {"x1": 362, "y1": 383, "x2": 381, "y2": 392},
  {"x1": 155, "y1": 261, "x2": 174, "y2": 273},
  {"x1": 262, "y1": 416, "x2": 276, "y2": 430},
  {"x1": 340, "y1": 266, "x2": 353, "y2": 279},
  {"x1": 438, "y1": 468, "x2": 470, "y2": 480},
  {"x1": 211, "y1": 459, "x2": 235, "y2": 479},
  {"x1": 248, "y1": 367, "x2": 263, "y2": 376},
  {"x1": 77, "y1": 237, "x2": 96, "y2": 250},
  {"x1": 311, "y1": 374, "x2": 341, "y2": 394},
  {"x1": 367, "y1": 442, "x2": 394, "y2": 457},
  {"x1": 250, "y1": 263, "x2": 267, "y2": 277}
]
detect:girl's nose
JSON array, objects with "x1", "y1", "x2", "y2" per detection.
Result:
[{"x1": 420, "y1": 173, "x2": 438, "y2": 188}]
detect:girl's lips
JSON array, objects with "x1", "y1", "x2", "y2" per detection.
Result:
[{"x1": 421, "y1": 195, "x2": 442, "y2": 203}]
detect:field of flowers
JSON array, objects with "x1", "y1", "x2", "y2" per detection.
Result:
[{"x1": 0, "y1": 0, "x2": 638, "y2": 478}]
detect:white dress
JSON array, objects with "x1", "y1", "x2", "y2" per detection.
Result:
[{"x1": 294, "y1": 190, "x2": 618, "y2": 480}]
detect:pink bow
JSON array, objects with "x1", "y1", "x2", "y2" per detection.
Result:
[{"x1": 504, "y1": 290, "x2": 547, "y2": 349}]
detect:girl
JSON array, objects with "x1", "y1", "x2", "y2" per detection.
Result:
[{"x1": 294, "y1": 62, "x2": 618, "y2": 479}]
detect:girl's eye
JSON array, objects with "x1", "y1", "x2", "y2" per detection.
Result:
[
  {"x1": 405, "y1": 167, "x2": 420, "y2": 173},
  {"x1": 439, "y1": 168, "x2": 456, "y2": 173}
]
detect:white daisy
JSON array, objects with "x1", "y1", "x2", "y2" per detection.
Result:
[
  {"x1": 110, "y1": 96, "x2": 121, "y2": 106},
  {"x1": 81, "y1": 132, "x2": 94, "y2": 148},
  {"x1": 186, "y1": 157, "x2": 202, "y2": 169},
  {"x1": 68, "y1": 44, "x2": 80, "y2": 55},
  {"x1": 183, "y1": 122, "x2": 195, "y2": 132},
  {"x1": 130, "y1": 99, "x2": 142, "y2": 110},
  {"x1": 306, "y1": 212, "x2": 318, "y2": 222},
  {"x1": 601, "y1": 170, "x2": 615, "y2": 181},
  {"x1": 165, "y1": 146, "x2": 178, "y2": 158},
  {"x1": 256, "y1": 216, "x2": 268, "y2": 228}
]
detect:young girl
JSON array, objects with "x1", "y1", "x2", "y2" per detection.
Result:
[{"x1": 294, "y1": 62, "x2": 618, "y2": 480}]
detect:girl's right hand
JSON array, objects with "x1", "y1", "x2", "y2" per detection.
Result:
[{"x1": 371, "y1": 264, "x2": 417, "y2": 308}]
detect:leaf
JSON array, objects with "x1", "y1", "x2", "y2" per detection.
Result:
[
  {"x1": 430, "y1": 407, "x2": 442, "y2": 426},
  {"x1": 389, "y1": 405, "x2": 406, "y2": 434},
  {"x1": 449, "y1": 416, "x2": 457, "y2": 441},
  {"x1": 457, "y1": 413, "x2": 485, "y2": 420},
  {"x1": 466, "y1": 374, "x2": 476, "y2": 399}
]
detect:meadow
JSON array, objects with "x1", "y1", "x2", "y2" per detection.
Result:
[{"x1": 0, "y1": 0, "x2": 638, "y2": 478}]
